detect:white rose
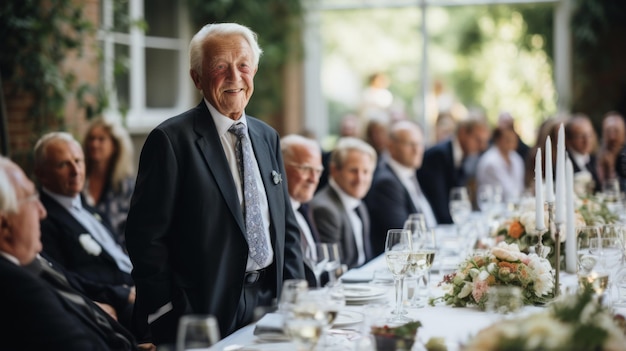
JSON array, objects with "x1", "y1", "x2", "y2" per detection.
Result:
[
  {"x1": 491, "y1": 242, "x2": 522, "y2": 262},
  {"x1": 79, "y1": 234, "x2": 102, "y2": 256}
]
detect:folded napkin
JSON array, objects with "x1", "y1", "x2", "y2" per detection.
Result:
[{"x1": 253, "y1": 313, "x2": 285, "y2": 336}]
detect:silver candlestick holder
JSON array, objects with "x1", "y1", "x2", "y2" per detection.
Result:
[
  {"x1": 534, "y1": 227, "x2": 549, "y2": 259},
  {"x1": 553, "y1": 222, "x2": 562, "y2": 297}
]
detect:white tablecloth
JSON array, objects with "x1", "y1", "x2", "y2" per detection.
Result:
[{"x1": 209, "y1": 252, "x2": 626, "y2": 351}]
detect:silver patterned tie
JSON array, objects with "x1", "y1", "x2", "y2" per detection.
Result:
[{"x1": 229, "y1": 122, "x2": 270, "y2": 266}]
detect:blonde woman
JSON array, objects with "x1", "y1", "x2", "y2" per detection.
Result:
[{"x1": 82, "y1": 117, "x2": 135, "y2": 248}]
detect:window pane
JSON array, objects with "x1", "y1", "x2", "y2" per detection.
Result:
[
  {"x1": 115, "y1": 44, "x2": 130, "y2": 111},
  {"x1": 144, "y1": 0, "x2": 179, "y2": 38},
  {"x1": 113, "y1": 1, "x2": 130, "y2": 33},
  {"x1": 146, "y1": 48, "x2": 179, "y2": 107}
]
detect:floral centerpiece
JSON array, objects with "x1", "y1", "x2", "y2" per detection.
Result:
[
  {"x1": 431, "y1": 242, "x2": 554, "y2": 309},
  {"x1": 371, "y1": 321, "x2": 422, "y2": 351},
  {"x1": 463, "y1": 285, "x2": 626, "y2": 351},
  {"x1": 495, "y1": 195, "x2": 616, "y2": 262}
]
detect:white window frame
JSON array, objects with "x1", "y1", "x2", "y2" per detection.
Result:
[{"x1": 99, "y1": 0, "x2": 196, "y2": 133}]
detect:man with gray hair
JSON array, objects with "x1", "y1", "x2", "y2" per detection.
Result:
[
  {"x1": 0, "y1": 157, "x2": 139, "y2": 350},
  {"x1": 281, "y1": 134, "x2": 324, "y2": 286},
  {"x1": 33, "y1": 132, "x2": 135, "y2": 326},
  {"x1": 309, "y1": 137, "x2": 377, "y2": 269},
  {"x1": 125, "y1": 23, "x2": 303, "y2": 344}
]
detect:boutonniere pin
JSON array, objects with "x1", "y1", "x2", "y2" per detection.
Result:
[
  {"x1": 93, "y1": 212, "x2": 102, "y2": 222},
  {"x1": 272, "y1": 170, "x2": 282, "y2": 185},
  {"x1": 79, "y1": 234, "x2": 102, "y2": 256}
]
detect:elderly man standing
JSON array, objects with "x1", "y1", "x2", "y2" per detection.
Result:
[
  {"x1": 417, "y1": 115, "x2": 490, "y2": 224},
  {"x1": 0, "y1": 157, "x2": 140, "y2": 350},
  {"x1": 125, "y1": 23, "x2": 303, "y2": 344},
  {"x1": 365, "y1": 120, "x2": 436, "y2": 255},
  {"x1": 281, "y1": 134, "x2": 324, "y2": 286},
  {"x1": 309, "y1": 137, "x2": 377, "y2": 269},
  {"x1": 33, "y1": 132, "x2": 135, "y2": 322}
]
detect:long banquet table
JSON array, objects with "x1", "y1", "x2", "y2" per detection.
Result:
[{"x1": 209, "y1": 245, "x2": 626, "y2": 351}]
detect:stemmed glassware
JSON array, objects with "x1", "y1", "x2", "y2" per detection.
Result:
[
  {"x1": 577, "y1": 226, "x2": 610, "y2": 300},
  {"x1": 305, "y1": 244, "x2": 329, "y2": 288},
  {"x1": 449, "y1": 187, "x2": 472, "y2": 229},
  {"x1": 384, "y1": 229, "x2": 413, "y2": 324},
  {"x1": 408, "y1": 228, "x2": 437, "y2": 308},
  {"x1": 322, "y1": 243, "x2": 341, "y2": 287},
  {"x1": 176, "y1": 314, "x2": 220, "y2": 351}
]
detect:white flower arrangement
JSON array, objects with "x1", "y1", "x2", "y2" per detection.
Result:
[{"x1": 78, "y1": 234, "x2": 102, "y2": 256}]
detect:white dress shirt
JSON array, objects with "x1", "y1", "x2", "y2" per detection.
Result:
[
  {"x1": 386, "y1": 158, "x2": 438, "y2": 228},
  {"x1": 290, "y1": 198, "x2": 317, "y2": 260},
  {"x1": 329, "y1": 179, "x2": 366, "y2": 266},
  {"x1": 206, "y1": 100, "x2": 273, "y2": 271},
  {"x1": 475, "y1": 146, "x2": 525, "y2": 202}
]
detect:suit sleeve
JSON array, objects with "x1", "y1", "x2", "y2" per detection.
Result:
[
  {"x1": 311, "y1": 203, "x2": 342, "y2": 244},
  {"x1": 125, "y1": 128, "x2": 181, "y2": 341},
  {"x1": 365, "y1": 178, "x2": 411, "y2": 255},
  {"x1": 418, "y1": 147, "x2": 453, "y2": 224}
]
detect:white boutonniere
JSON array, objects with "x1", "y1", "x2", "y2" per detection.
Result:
[
  {"x1": 79, "y1": 234, "x2": 102, "y2": 256},
  {"x1": 92, "y1": 212, "x2": 102, "y2": 222},
  {"x1": 272, "y1": 170, "x2": 282, "y2": 185}
]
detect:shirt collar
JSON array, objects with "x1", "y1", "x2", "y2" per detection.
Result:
[
  {"x1": 386, "y1": 158, "x2": 416, "y2": 181},
  {"x1": 569, "y1": 150, "x2": 589, "y2": 168},
  {"x1": 452, "y1": 137, "x2": 463, "y2": 169},
  {"x1": 290, "y1": 197, "x2": 301, "y2": 211},
  {"x1": 0, "y1": 251, "x2": 20, "y2": 266},
  {"x1": 42, "y1": 187, "x2": 81, "y2": 210},
  {"x1": 204, "y1": 98, "x2": 248, "y2": 137},
  {"x1": 329, "y1": 178, "x2": 361, "y2": 211}
]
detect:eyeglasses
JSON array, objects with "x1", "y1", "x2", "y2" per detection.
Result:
[{"x1": 287, "y1": 162, "x2": 324, "y2": 177}]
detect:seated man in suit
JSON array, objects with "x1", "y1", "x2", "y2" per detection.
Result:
[
  {"x1": 565, "y1": 114, "x2": 601, "y2": 194},
  {"x1": 365, "y1": 120, "x2": 437, "y2": 255},
  {"x1": 417, "y1": 115, "x2": 490, "y2": 224},
  {"x1": 33, "y1": 132, "x2": 135, "y2": 325},
  {"x1": 0, "y1": 156, "x2": 141, "y2": 350},
  {"x1": 281, "y1": 134, "x2": 324, "y2": 286},
  {"x1": 310, "y1": 137, "x2": 377, "y2": 269}
]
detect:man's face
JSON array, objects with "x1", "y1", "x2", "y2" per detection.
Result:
[
  {"x1": 568, "y1": 120, "x2": 595, "y2": 155},
  {"x1": 37, "y1": 140, "x2": 85, "y2": 197},
  {"x1": 191, "y1": 34, "x2": 256, "y2": 120},
  {"x1": 460, "y1": 125, "x2": 490, "y2": 156},
  {"x1": 602, "y1": 116, "x2": 625, "y2": 152},
  {"x1": 1, "y1": 162, "x2": 47, "y2": 265},
  {"x1": 284, "y1": 145, "x2": 323, "y2": 203},
  {"x1": 331, "y1": 150, "x2": 375, "y2": 199},
  {"x1": 388, "y1": 126, "x2": 424, "y2": 170}
]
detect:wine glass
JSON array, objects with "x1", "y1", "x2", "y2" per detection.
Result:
[
  {"x1": 322, "y1": 243, "x2": 342, "y2": 287},
  {"x1": 283, "y1": 289, "x2": 328, "y2": 351},
  {"x1": 384, "y1": 229, "x2": 413, "y2": 324},
  {"x1": 278, "y1": 279, "x2": 309, "y2": 313},
  {"x1": 449, "y1": 187, "x2": 472, "y2": 227},
  {"x1": 577, "y1": 226, "x2": 601, "y2": 275},
  {"x1": 304, "y1": 244, "x2": 330, "y2": 287},
  {"x1": 404, "y1": 213, "x2": 426, "y2": 239},
  {"x1": 176, "y1": 314, "x2": 220, "y2": 351},
  {"x1": 408, "y1": 228, "x2": 437, "y2": 308}
]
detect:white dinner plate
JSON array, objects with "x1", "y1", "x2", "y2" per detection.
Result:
[
  {"x1": 342, "y1": 284, "x2": 388, "y2": 300},
  {"x1": 332, "y1": 310, "x2": 364, "y2": 327}
]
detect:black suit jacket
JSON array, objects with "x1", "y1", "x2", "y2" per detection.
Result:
[
  {"x1": 365, "y1": 162, "x2": 418, "y2": 256},
  {"x1": 39, "y1": 191, "x2": 134, "y2": 287},
  {"x1": 568, "y1": 152, "x2": 601, "y2": 193},
  {"x1": 0, "y1": 256, "x2": 136, "y2": 350},
  {"x1": 125, "y1": 102, "x2": 304, "y2": 342},
  {"x1": 417, "y1": 140, "x2": 457, "y2": 224}
]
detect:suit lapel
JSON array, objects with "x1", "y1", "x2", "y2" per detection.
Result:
[{"x1": 193, "y1": 105, "x2": 246, "y2": 233}]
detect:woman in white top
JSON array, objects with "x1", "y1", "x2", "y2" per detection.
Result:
[{"x1": 476, "y1": 126, "x2": 525, "y2": 203}]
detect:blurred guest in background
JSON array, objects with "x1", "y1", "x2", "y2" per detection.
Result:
[
  {"x1": 565, "y1": 114, "x2": 600, "y2": 193},
  {"x1": 365, "y1": 120, "x2": 436, "y2": 255},
  {"x1": 596, "y1": 111, "x2": 625, "y2": 188},
  {"x1": 496, "y1": 111, "x2": 530, "y2": 161},
  {"x1": 281, "y1": 134, "x2": 324, "y2": 287},
  {"x1": 310, "y1": 137, "x2": 376, "y2": 269},
  {"x1": 82, "y1": 117, "x2": 135, "y2": 248},
  {"x1": 417, "y1": 115, "x2": 490, "y2": 224},
  {"x1": 476, "y1": 126, "x2": 525, "y2": 203}
]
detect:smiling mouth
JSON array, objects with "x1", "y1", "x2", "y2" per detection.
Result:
[{"x1": 224, "y1": 88, "x2": 243, "y2": 93}]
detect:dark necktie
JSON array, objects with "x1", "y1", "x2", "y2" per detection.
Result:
[
  {"x1": 298, "y1": 203, "x2": 320, "y2": 242},
  {"x1": 229, "y1": 122, "x2": 270, "y2": 266},
  {"x1": 354, "y1": 204, "x2": 372, "y2": 260}
]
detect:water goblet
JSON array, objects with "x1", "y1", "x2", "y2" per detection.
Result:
[
  {"x1": 176, "y1": 314, "x2": 220, "y2": 351},
  {"x1": 304, "y1": 244, "x2": 330, "y2": 287},
  {"x1": 279, "y1": 279, "x2": 309, "y2": 313},
  {"x1": 384, "y1": 229, "x2": 413, "y2": 323},
  {"x1": 449, "y1": 187, "x2": 472, "y2": 232}
]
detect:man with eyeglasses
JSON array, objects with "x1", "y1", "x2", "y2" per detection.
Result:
[{"x1": 281, "y1": 134, "x2": 324, "y2": 286}]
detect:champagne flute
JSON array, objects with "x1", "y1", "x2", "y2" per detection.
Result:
[
  {"x1": 408, "y1": 228, "x2": 437, "y2": 308},
  {"x1": 176, "y1": 314, "x2": 220, "y2": 351},
  {"x1": 384, "y1": 229, "x2": 413, "y2": 323}
]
